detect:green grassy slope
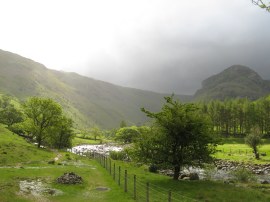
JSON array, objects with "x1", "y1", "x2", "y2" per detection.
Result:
[
  {"x1": 0, "y1": 49, "x2": 191, "y2": 128},
  {"x1": 0, "y1": 124, "x2": 134, "y2": 202}
]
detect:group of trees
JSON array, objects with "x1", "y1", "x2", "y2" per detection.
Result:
[
  {"x1": 114, "y1": 97, "x2": 218, "y2": 180},
  {"x1": 115, "y1": 96, "x2": 269, "y2": 179},
  {"x1": 0, "y1": 95, "x2": 74, "y2": 149},
  {"x1": 0, "y1": 95, "x2": 23, "y2": 127},
  {"x1": 200, "y1": 96, "x2": 270, "y2": 136}
]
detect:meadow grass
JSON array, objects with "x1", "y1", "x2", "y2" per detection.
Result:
[
  {"x1": 101, "y1": 159, "x2": 270, "y2": 202},
  {"x1": 0, "y1": 125, "x2": 133, "y2": 202},
  {"x1": 1, "y1": 125, "x2": 270, "y2": 202},
  {"x1": 214, "y1": 137, "x2": 270, "y2": 163}
]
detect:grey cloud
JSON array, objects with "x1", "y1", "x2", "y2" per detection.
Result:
[{"x1": 83, "y1": 1, "x2": 270, "y2": 95}]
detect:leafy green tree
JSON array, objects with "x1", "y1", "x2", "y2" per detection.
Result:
[
  {"x1": 138, "y1": 96, "x2": 217, "y2": 180},
  {"x1": 23, "y1": 97, "x2": 63, "y2": 148},
  {"x1": 115, "y1": 126, "x2": 140, "y2": 143},
  {"x1": 245, "y1": 127, "x2": 262, "y2": 159},
  {"x1": 0, "y1": 95, "x2": 24, "y2": 128},
  {"x1": 0, "y1": 105, "x2": 23, "y2": 127},
  {"x1": 47, "y1": 116, "x2": 74, "y2": 149},
  {"x1": 90, "y1": 126, "x2": 103, "y2": 141}
]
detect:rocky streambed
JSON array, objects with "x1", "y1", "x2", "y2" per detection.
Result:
[
  {"x1": 69, "y1": 144, "x2": 123, "y2": 156},
  {"x1": 159, "y1": 160, "x2": 270, "y2": 183}
]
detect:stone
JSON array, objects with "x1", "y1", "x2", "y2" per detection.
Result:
[
  {"x1": 189, "y1": 173, "x2": 199, "y2": 180},
  {"x1": 260, "y1": 180, "x2": 269, "y2": 184},
  {"x1": 56, "y1": 172, "x2": 83, "y2": 184},
  {"x1": 179, "y1": 174, "x2": 189, "y2": 179}
]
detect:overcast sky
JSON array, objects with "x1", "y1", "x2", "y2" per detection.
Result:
[{"x1": 1, "y1": 0, "x2": 270, "y2": 95}]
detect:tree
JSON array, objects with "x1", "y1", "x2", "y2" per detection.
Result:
[
  {"x1": 115, "y1": 126, "x2": 140, "y2": 143},
  {"x1": 90, "y1": 126, "x2": 103, "y2": 141},
  {"x1": 47, "y1": 116, "x2": 74, "y2": 149},
  {"x1": 252, "y1": 0, "x2": 270, "y2": 12},
  {"x1": 138, "y1": 96, "x2": 217, "y2": 180},
  {"x1": 23, "y1": 97, "x2": 63, "y2": 148},
  {"x1": 245, "y1": 127, "x2": 262, "y2": 159},
  {"x1": 0, "y1": 105, "x2": 23, "y2": 127},
  {"x1": 0, "y1": 95, "x2": 24, "y2": 127}
]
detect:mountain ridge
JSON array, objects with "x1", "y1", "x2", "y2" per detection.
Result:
[
  {"x1": 1, "y1": 49, "x2": 270, "y2": 128},
  {"x1": 0, "y1": 49, "x2": 191, "y2": 129},
  {"x1": 194, "y1": 65, "x2": 270, "y2": 100}
]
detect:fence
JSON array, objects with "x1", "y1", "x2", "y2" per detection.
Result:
[{"x1": 81, "y1": 152, "x2": 197, "y2": 202}]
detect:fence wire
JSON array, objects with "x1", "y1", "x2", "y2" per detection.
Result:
[{"x1": 86, "y1": 152, "x2": 198, "y2": 202}]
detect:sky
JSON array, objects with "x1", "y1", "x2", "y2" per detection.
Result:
[{"x1": 0, "y1": 0, "x2": 270, "y2": 95}]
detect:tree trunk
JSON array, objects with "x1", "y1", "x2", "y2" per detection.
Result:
[
  {"x1": 173, "y1": 165, "x2": 180, "y2": 180},
  {"x1": 254, "y1": 147, "x2": 260, "y2": 159}
]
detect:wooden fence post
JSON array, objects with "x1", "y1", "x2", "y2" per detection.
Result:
[
  {"x1": 109, "y1": 159, "x2": 112, "y2": 175},
  {"x1": 146, "y1": 182, "x2": 149, "y2": 202},
  {"x1": 118, "y1": 166, "x2": 121, "y2": 186},
  {"x1": 124, "y1": 170, "x2": 127, "y2": 192},
  {"x1": 113, "y1": 163, "x2": 116, "y2": 180},
  {"x1": 168, "y1": 191, "x2": 172, "y2": 202},
  {"x1": 134, "y1": 175, "x2": 137, "y2": 200}
]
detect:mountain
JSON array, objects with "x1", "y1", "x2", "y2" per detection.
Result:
[
  {"x1": 0, "y1": 49, "x2": 191, "y2": 129},
  {"x1": 194, "y1": 65, "x2": 270, "y2": 100}
]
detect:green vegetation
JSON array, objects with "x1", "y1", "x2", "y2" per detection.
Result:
[
  {"x1": 22, "y1": 97, "x2": 73, "y2": 148},
  {"x1": 0, "y1": 124, "x2": 133, "y2": 202},
  {"x1": 134, "y1": 96, "x2": 217, "y2": 180},
  {"x1": 93, "y1": 157, "x2": 270, "y2": 202},
  {"x1": 252, "y1": 0, "x2": 270, "y2": 12},
  {"x1": 115, "y1": 126, "x2": 140, "y2": 143},
  {"x1": 245, "y1": 127, "x2": 263, "y2": 159},
  {"x1": 0, "y1": 49, "x2": 191, "y2": 129},
  {"x1": 201, "y1": 95, "x2": 270, "y2": 136},
  {"x1": 215, "y1": 138, "x2": 270, "y2": 163}
]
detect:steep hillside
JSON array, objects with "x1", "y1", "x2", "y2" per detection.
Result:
[
  {"x1": 194, "y1": 65, "x2": 270, "y2": 100},
  {"x1": 0, "y1": 49, "x2": 191, "y2": 128}
]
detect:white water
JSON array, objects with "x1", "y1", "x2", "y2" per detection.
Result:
[{"x1": 69, "y1": 144, "x2": 123, "y2": 156}]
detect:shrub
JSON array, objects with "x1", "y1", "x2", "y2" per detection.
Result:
[
  {"x1": 148, "y1": 164, "x2": 158, "y2": 173},
  {"x1": 109, "y1": 150, "x2": 127, "y2": 161},
  {"x1": 231, "y1": 168, "x2": 257, "y2": 183}
]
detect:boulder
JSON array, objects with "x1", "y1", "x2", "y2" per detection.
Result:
[
  {"x1": 56, "y1": 172, "x2": 83, "y2": 184},
  {"x1": 189, "y1": 173, "x2": 199, "y2": 180}
]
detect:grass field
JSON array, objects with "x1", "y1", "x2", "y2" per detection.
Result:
[
  {"x1": 1, "y1": 125, "x2": 270, "y2": 202},
  {"x1": 0, "y1": 125, "x2": 133, "y2": 202},
  {"x1": 214, "y1": 137, "x2": 270, "y2": 164},
  {"x1": 93, "y1": 157, "x2": 270, "y2": 202}
]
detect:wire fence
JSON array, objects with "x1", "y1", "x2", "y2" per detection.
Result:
[{"x1": 79, "y1": 151, "x2": 198, "y2": 202}]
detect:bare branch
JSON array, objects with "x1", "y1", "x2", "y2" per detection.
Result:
[{"x1": 252, "y1": 0, "x2": 270, "y2": 12}]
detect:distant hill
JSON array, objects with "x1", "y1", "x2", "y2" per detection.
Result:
[
  {"x1": 0, "y1": 49, "x2": 191, "y2": 129},
  {"x1": 194, "y1": 65, "x2": 270, "y2": 100}
]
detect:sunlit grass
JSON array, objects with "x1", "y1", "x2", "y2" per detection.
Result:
[{"x1": 214, "y1": 138, "x2": 270, "y2": 163}]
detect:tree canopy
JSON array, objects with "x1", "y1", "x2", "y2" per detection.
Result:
[
  {"x1": 23, "y1": 97, "x2": 73, "y2": 148},
  {"x1": 135, "y1": 96, "x2": 217, "y2": 180}
]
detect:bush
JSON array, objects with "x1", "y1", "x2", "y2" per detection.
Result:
[
  {"x1": 231, "y1": 168, "x2": 257, "y2": 183},
  {"x1": 109, "y1": 150, "x2": 127, "y2": 161},
  {"x1": 148, "y1": 164, "x2": 158, "y2": 173}
]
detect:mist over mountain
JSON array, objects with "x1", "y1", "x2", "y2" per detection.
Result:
[
  {"x1": 194, "y1": 65, "x2": 270, "y2": 100},
  {"x1": 0, "y1": 49, "x2": 191, "y2": 129}
]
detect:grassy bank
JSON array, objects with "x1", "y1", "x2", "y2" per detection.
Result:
[
  {"x1": 215, "y1": 138, "x2": 270, "y2": 163},
  {"x1": 0, "y1": 125, "x2": 133, "y2": 202},
  {"x1": 1, "y1": 125, "x2": 270, "y2": 202}
]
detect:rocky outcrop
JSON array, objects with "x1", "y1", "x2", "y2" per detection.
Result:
[
  {"x1": 215, "y1": 160, "x2": 270, "y2": 175},
  {"x1": 56, "y1": 172, "x2": 83, "y2": 184}
]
